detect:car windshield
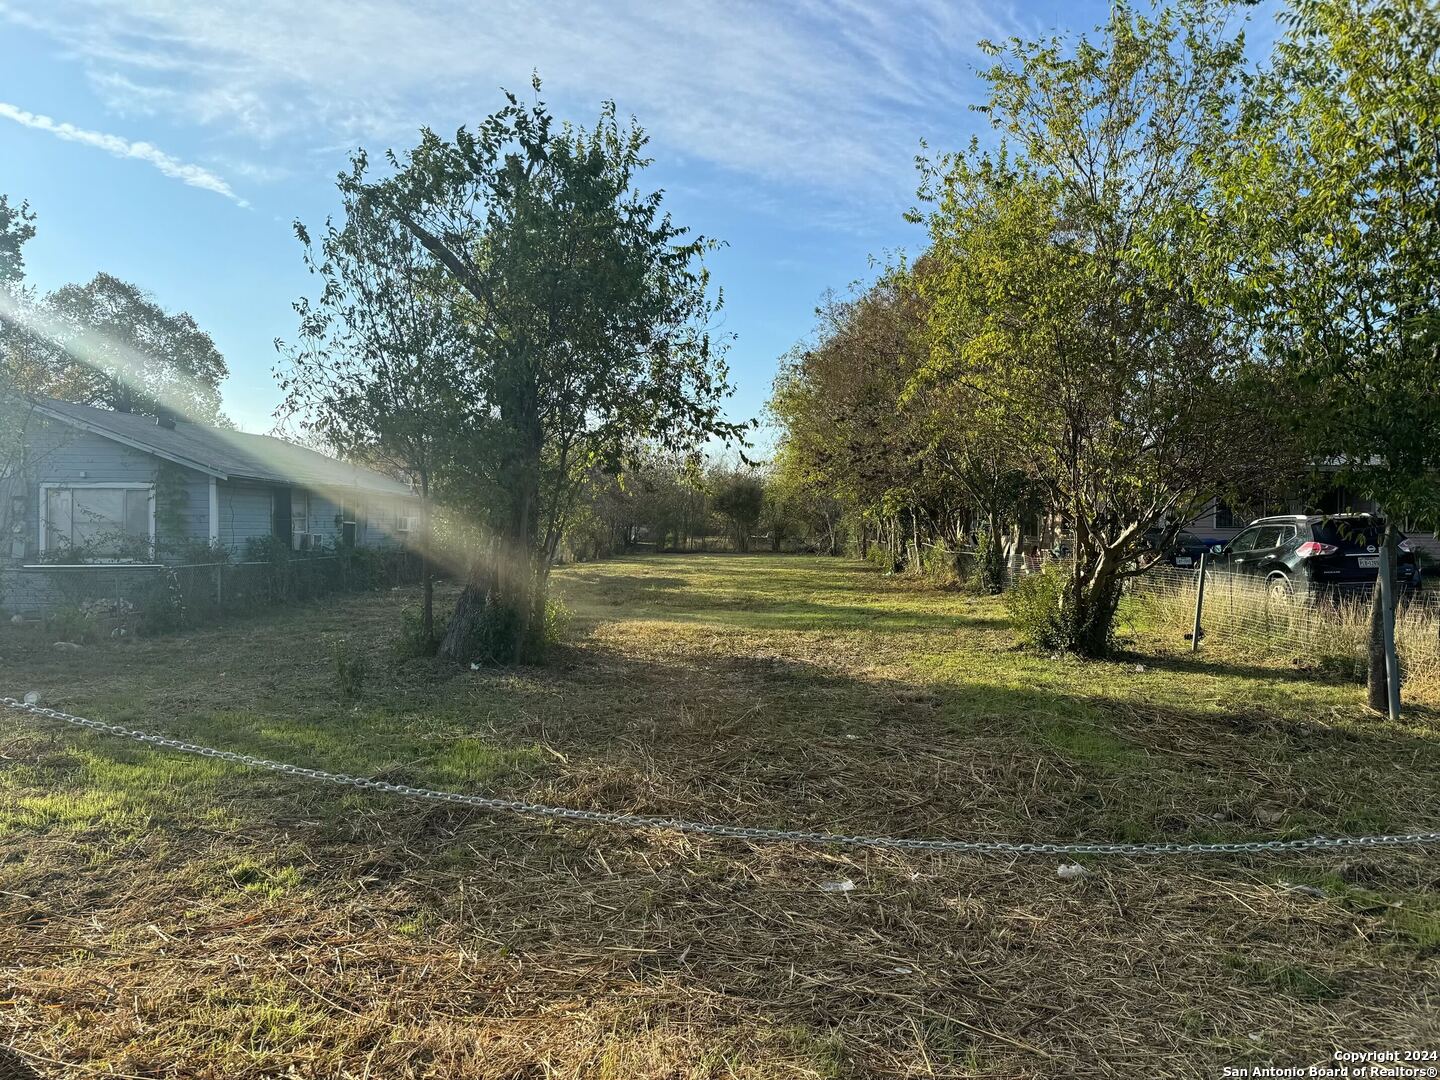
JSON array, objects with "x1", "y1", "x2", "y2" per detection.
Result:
[
  {"x1": 1176, "y1": 531, "x2": 1200, "y2": 547},
  {"x1": 1313, "y1": 519, "x2": 1386, "y2": 551}
]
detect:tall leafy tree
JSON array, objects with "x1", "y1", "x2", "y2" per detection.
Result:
[
  {"x1": 710, "y1": 467, "x2": 765, "y2": 553},
  {"x1": 16, "y1": 273, "x2": 229, "y2": 423},
  {"x1": 279, "y1": 171, "x2": 471, "y2": 646},
  {"x1": 769, "y1": 278, "x2": 932, "y2": 566},
  {"x1": 0, "y1": 194, "x2": 35, "y2": 289},
  {"x1": 901, "y1": 363, "x2": 1036, "y2": 589},
  {"x1": 917, "y1": 2, "x2": 1284, "y2": 656},
  {"x1": 1194, "y1": 0, "x2": 1440, "y2": 712},
  {"x1": 341, "y1": 81, "x2": 743, "y2": 663},
  {"x1": 0, "y1": 194, "x2": 39, "y2": 562},
  {"x1": 764, "y1": 445, "x2": 847, "y2": 555}
]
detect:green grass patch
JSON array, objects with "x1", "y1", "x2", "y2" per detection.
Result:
[{"x1": 1224, "y1": 953, "x2": 1342, "y2": 1000}]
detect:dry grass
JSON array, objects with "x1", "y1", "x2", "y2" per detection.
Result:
[
  {"x1": 1, "y1": 554, "x2": 1439, "y2": 1078},
  {"x1": 1130, "y1": 567, "x2": 1440, "y2": 701}
]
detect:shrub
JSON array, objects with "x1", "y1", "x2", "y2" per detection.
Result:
[
  {"x1": 543, "y1": 596, "x2": 572, "y2": 648},
  {"x1": 337, "y1": 547, "x2": 387, "y2": 591},
  {"x1": 919, "y1": 541, "x2": 958, "y2": 583},
  {"x1": 333, "y1": 640, "x2": 368, "y2": 701},
  {"x1": 243, "y1": 535, "x2": 292, "y2": 565},
  {"x1": 138, "y1": 570, "x2": 186, "y2": 634},
  {"x1": 47, "y1": 605, "x2": 94, "y2": 644},
  {"x1": 166, "y1": 538, "x2": 232, "y2": 565},
  {"x1": 1005, "y1": 563, "x2": 1069, "y2": 650}
]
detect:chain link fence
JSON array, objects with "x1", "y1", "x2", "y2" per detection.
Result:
[
  {"x1": 2, "y1": 551, "x2": 423, "y2": 635},
  {"x1": 1125, "y1": 563, "x2": 1440, "y2": 692},
  {"x1": 166, "y1": 552, "x2": 423, "y2": 622}
]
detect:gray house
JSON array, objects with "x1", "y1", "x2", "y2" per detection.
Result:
[{"x1": 2, "y1": 397, "x2": 422, "y2": 614}]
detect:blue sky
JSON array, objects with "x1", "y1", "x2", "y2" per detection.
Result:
[{"x1": 0, "y1": 0, "x2": 1281, "y2": 440}]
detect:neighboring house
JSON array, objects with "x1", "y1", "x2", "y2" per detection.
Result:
[
  {"x1": 3, "y1": 396, "x2": 422, "y2": 572},
  {"x1": 1186, "y1": 489, "x2": 1440, "y2": 559}
]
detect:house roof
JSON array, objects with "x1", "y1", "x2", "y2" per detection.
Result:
[{"x1": 29, "y1": 397, "x2": 416, "y2": 498}]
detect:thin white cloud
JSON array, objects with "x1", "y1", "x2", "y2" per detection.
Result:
[
  {"x1": 0, "y1": 100, "x2": 248, "y2": 206},
  {"x1": 0, "y1": 0, "x2": 1028, "y2": 203}
]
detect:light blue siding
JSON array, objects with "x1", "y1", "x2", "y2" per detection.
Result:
[
  {"x1": 289, "y1": 488, "x2": 407, "y2": 551},
  {"x1": 362, "y1": 495, "x2": 412, "y2": 548},
  {"x1": 307, "y1": 493, "x2": 343, "y2": 546},
  {"x1": 9, "y1": 415, "x2": 420, "y2": 566},
  {"x1": 217, "y1": 481, "x2": 275, "y2": 553},
  {"x1": 18, "y1": 419, "x2": 213, "y2": 560}
]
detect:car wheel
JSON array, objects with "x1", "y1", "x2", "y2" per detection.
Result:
[{"x1": 1267, "y1": 573, "x2": 1294, "y2": 604}]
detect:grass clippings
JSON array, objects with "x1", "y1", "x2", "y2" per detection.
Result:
[{"x1": 1, "y1": 554, "x2": 1438, "y2": 1078}]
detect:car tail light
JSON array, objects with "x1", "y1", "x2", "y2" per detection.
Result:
[{"x1": 1295, "y1": 541, "x2": 1338, "y2": 558}]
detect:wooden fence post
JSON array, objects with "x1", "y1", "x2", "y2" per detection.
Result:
[{"x1": 1379, "y1": 542, "x2": 1402, "y2": 720}]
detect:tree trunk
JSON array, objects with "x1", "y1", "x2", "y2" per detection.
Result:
[
  {"x1": 439, "y1": 453, "x2": 543, "y2": 665},
  {"x1": 1063, "y1": 556, "x2": 1123, "y2": 659},
  {"x1": 438, "y1": 574, "x2": 492, "y2": 663},
  {"x1": 419, "y1": 473, "x2": 434, "y2": 648},
  {"x1": 982, "y1": 511, "x2": 1005, "y2": 593}
]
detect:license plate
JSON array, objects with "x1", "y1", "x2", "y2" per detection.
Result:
[
  {"x1": 1175, "y1": 556, "x2": 1192, "y2": 566},
  {"x1": 1358, "y1": 556, "x2": 1379, "y2": 569}
]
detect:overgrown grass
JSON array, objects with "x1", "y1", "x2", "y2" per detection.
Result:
[
  {"x1": 1129, "y1": 565, "x2": 1440, "y2": 700},
  {"x1": 0, "y1": 553, "x2": 1437, "y2": 1077}
]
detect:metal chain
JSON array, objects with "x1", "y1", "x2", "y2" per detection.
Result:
[{"x1": 5, "y1": 696, "x2": 1439, "y2": 857}]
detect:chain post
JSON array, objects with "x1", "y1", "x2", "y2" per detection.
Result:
[{"x1": 1191, "y1": 551, "x2": 1208, "y2": 652}]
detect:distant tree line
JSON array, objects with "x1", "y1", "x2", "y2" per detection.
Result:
[{"x1": 556, "y1": 455, "x2": 824, "y2": 561}]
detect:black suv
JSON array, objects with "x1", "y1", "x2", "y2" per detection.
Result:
[{"x1": 1208, "y1": 514, "x2": 1421, "y2": 600}]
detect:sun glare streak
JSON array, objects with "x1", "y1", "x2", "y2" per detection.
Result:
[{"x1": 0, "y1": 288, "x2": 470, "y2": 573}]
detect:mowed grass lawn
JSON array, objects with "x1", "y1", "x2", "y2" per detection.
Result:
[{"x1": 1, "y1": 554, "x2": 1438, "y2": 1078}]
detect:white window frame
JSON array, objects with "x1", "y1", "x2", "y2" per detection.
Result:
[
  {"x1": 291, "y1": 490, "x2": 310, "y2": 550},
  {"x1": 38, "y1": 481, "x2": 157, "y2": 563}
]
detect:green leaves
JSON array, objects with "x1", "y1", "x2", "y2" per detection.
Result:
[
  {"x1": 17, "y1": 272, "x2": 229, "y2": 424},
  {"x1": 0, "y1": 194, "x2": 36, "y2": 290},
  {"x1": 1197, "y1": 0, "x2": 1440, "y2": 525},
  {"x1": 908, "y1": 2, "x2": 1284, "y2": 654},
  {"x1": 285, "y1": 82, "x2": 744, "y2": 659}
]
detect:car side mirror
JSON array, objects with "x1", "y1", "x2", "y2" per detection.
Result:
[{"x1": 1210, "y1": 544, "x2": 1225, "y2": 555}]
